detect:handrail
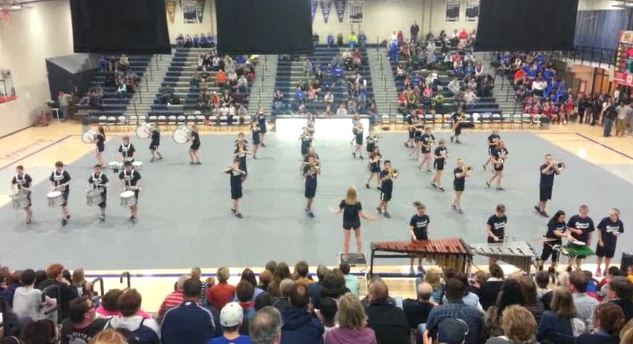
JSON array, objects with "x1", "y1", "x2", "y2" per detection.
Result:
[
  {"x1": 41, "y1": 284, "x2": 62, "y2": 319},
  {"x1": 120, "y1": 271, "x2": 131, "y2": 288},
  {"x1": 91, "y1": 277, "x2": 105, "y2": 297}
]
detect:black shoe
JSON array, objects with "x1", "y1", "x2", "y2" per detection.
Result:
[
  {"x1": 261, "y1": 142, "x2": 266, "y2": 147},
  {"x1": 377, "y1": 186, "x2": 382, "y2": 191},
  {"x1": 308, "y1": 211, "x2": 315, "y2": 218},
  {"x1": 456, "y1": 140, "x2": 461, "y2": 144},
  {"x1": 61, "y1": 218, "x2": 67, "y2": 226},
  {"x1": 150, "y1": 157, "x2": 155, "y2": 163},
  {"x1": 482, "y1": 164, "x2": 487, "y2": 170},
  {"x1": 158, "y1": 156, "x2": 163, "y2": 161},
  {"x1": 190, "y1": 161, "x2": 195, "y2": 165},
  {"x1": 99, "y1": 215, "x2": 105, "y2": 223},
  {"x1": 235, "y1": 212, "x2": 243, "y2": 218},
  {"x1": 534, "y1": 205, "x2": 541, "y2": 213},
  {"x1": 365, "y1": 183, "x2": 370, "y2": 189},
  {"x1": 486, "y1": 181, "x2": 491, "y2": 188},
  {"x1": 129, "y1": 216, "x2": 136, "y2": 223},
  {"x1": 359, "y1": 155, "x2": 364, "y2": 159},
  {"x1": 450, "y1": 136, "x2": 454, "y2": 143},
  {"x1": 496, "y1": 187, "x2": 504, "y2": 191},
  {"x1": 431, "y1": 182, "x2": 438, "y2": 189},
  {"x1": 195, "y1": 161, "x2": 202, "y2": 165},
  {"x1": 352, "y1": 152, "x2": 356, "y2": 158},
  {"x1": 383, "y1": 211, "x2": 391, "y2": 218},
  {"x1": 231, "y1": 208, "x2": 236, "y2": 214},
  {"x1": 541, "y1": 211, "x2": 549, "y2": 218},
  {"x1": 376, "y1": 207, "x2": 382, "y2": 214},
  {"x1": 26, "y1": 218, "x2": 32, "y2": 225},
  {"x1": 66, "y1": 215, "x2": 71, "y2": 220},
  {"x1": 439, "y1": 187, "x2": 445, "y2": 192}
]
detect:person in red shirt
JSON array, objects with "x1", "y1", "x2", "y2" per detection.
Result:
[
  {"x1": 459, "y1": 29, "x2": 469, "y2": 41},
  {"x1": 206, "y1": 267, "x2": 236, "y2": 311},
  {"x1": 158, "y1": 275, "x2": 189, "y2": 322},
  {"x1": 562, "y1": 96, "x2": 575, "y2": 124},
  {"x1": 514, "y1": 69, "x2": 526, "y2": 86}
]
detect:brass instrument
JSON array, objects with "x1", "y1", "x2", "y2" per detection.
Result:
[
  {"x1": 495, "y1": 158, "x2": 504, "y2": 167},
  {"x1": 308, "y1": 161, "x2": 321, "y2": 175},
  {"x1": 556, "y1": 162, "x2": 566, "y2": 171},
  {"x1": 389, "y1": 168, "x2": 399, "y2": 179},
  {"x1": 465, "y1": 165, "x2": 473, "y2": 173}
]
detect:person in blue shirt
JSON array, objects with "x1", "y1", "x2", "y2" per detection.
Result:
[
  {"x1": 162, "y1": 279, "x2": 218, "y2": 344},
  {"x1": 208, "y1": 302, "x2": 251, "y2": 344}
]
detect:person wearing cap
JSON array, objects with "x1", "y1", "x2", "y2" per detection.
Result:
[{"x1": 209, "y1": 302, "x2": 252, "y2": 344}]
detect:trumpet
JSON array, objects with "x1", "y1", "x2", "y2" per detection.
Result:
[
  {"x1": 389, "y1": 168, "x2": 400, "y2": 178},
  {"x1": 307, "y1": 161, "x2": 321, "y2": 174},
  {"x1": 465, "y1": 165, "x2": 473, "y2": 172},
  {"x1": 496, "y1": 158, "x2": 504, "y2": 166},
  {"x1": 556, "y1": 162, "x2": 566, "y2": 171}
]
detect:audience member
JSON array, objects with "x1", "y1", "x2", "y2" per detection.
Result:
[
  {"x1": 339, "y1": 263, "x2": 359, "y2": 297},
  {"x1": 249, "y1": 306, "x2": 282, "y2": 344},
  {"x1": 21, "y1": 319, "x2": 59, "y2": 344},
  {"x1": 518, "y1": 276, "x2": 544, "y2": 323},
  {"x1": 536, "y1": 287, "x2": 578, "y2": 344},
  {"x1": 403, "y1": 282, "x2": 435, "y2": 329},
  {"x1": 325, "y1": 293, "x2": 377, "y2": 344},
  {"x1": 308, "y1": 265, "x2": 329, "y2": 309},
  {"x1": 608, "y1": 276, "x2": 633, "y2": 321},
  {"x1": 485, "y1": 305, "x2": 538, "y2": 344},
  {"x1": 293, "y1": 261, "x2": 313, "y2": 287},
  {"x1": 280, "y1": 284, "x2": 324, "y2": 344},
  {"x1": 158, "y1": 275, "x2": 189, "y2": 322},
  {"x1": 569, "y1": 271, "x2": 599, "y2": 328},
  {"x1": 442, "y1": 271, "x2": 484, "y2": 312},
  {"x1": 105, "y1": 289, "x2": 160, "y2": 344},
  {"x1": 316, "y1": 297, "x2": 337, "y2": 334},
  {"x1": 365, "y1": 278, "x2": 409, "y2": 344},
  {"x1": 268, "y1": 263, "x2": 291, "y2": 298},
  {"x1": 88, "y1": 329, "x2": 128, "y2": 344},
  {"x1": 480, "y1": 264, "x2": 505, "y2": 311},
  {"x1": 38, "y1": 263, "x2": 79, "y2": 321},
  {"x1": 485, "y1": 279, "x2": 524, "y2": 337},
  {"x1": 576, "y1": 303, "x2": 624, "y2": 344},
  {"x1": 12, "y1": 269, "x2": 56, "y2": 321},
  {"x1": 60, "y1": 296, "x2": 107, "y2": 344},
  {"x1": 209, "y1": 302, "x2": 251, "y2": 344},
  {"x1": 424, "y1": 268, "x2": 444, "y2": 304},
  {"x1": 207, "y1": 267, "x2": 236, "y2": 311}
]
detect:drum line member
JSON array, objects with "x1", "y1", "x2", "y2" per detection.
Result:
[
  {"x1": 256, "y1": 109, "x2": 267, "y2": 147},
  {"x1": 331, "y1": 186, "x2": 376, "y2": 261},
  {"x1": 303, "y1": 155, "x2": 320, "y2": 218},
  {"x1": 566, "y1": 205, "x2": 595, "y2": 269},
  {"x1": 450, "y1": 111, "x2": 464, "y2": 144},
  {"x1": 11, "y1": 165, "x2": 33, "y2": 224},
  {"x1": 485, "y1": 204, "x2": 507, "y2": 265},
  {"x1": 351, "y1": 121, "x2": 364, "y2": 159},
  {"x1": 535, "y1": 154, "x2": 562, "y2": 217},
  {"x1": 118, "y1": 135, "x2": 136, "y2": 163},
  {"x1": 365, "y1": 148, "x2": 382, "y2": 189},
  {"x1": 95, "y1": 126, "x2": 107, "y2": 167},
  {"x1": 431, "y1": 139, "x2": 448, "y2": 191},
  {"x1": 538, "y1": 210, "x2": 568, "y2": 272},
  {"x1": 88, "y1": 164, "x2": 109, "y2": 223},
  {"x1": 377, "y1": 160, "x2": 397, "y2": 218},
  {"x1": 251, "y1": 121, "x2": 261, "y2": 159},
  {"x1": 149, "y1": 123, "x2": 163, "y2": 162},
  {"x1": 188, "y1": 124, "x2": 201, "y2": 165},
  {"x1": 119, "y1": 160, "x2": 142, "y2": 223},
  {"x1": 366, "y1": 131, "x2": 378, "y2": 156},
  {"x1": 410, "y1": 124, "x2": 423, "y2": 159},
  {"x1": 409, "y1": 201, "x2": 430, "y2": 274},
  {"x1": 405, "y1": 121, "x2": 416, "y2": 148},
  {"x1": 300, "y1": 127, "x2": 313, "y2": 157},
  {"x1": 486, "y1": 140, "x2": 509, "y2": 191},
  {"x1": 595, "y1": 208, "x2": 624, "y2": 277},
  {"x1": 452, "y1": 159, "x2": 471, "y2": 214},
  {"x1": 234, "y1": 140, "x2": 250, "y2": 183},
  {"x1": 419, "y1": 127, "x2": 435, "y2": 172},
  {"x1": 225, "y1": 159, "x2": 246, "y2": 218},
  {"x1": 482, "y1": 130, "x2": 501, "y2": 170},
  {"x1": 49, "y1": 161, "x2": 71, "y2": 226}
]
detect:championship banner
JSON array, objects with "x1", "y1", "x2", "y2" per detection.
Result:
[
  {"x1": 334, "y1": 0, "x2": 346, "y2": 23},
  {"x1": 165, "y1": 0, "x2": 177, "y2": 24},
  {"x1": 195, "y1": 0, "x2": 205, "y2": 24},
  {"x1": 465, "y1": 0, "x2": 479, "y2": 21},
  {"x1": 181, "y1": 0, "x2": 198, "y2": 23},
  {"x1": 311, "y1": 0, "x2": 318, "y2": 22},
  {"x1": 445, "y1": 0, "x2": 460, "y2": 22},
  {"x1": 321, "y1": 0, "x2": 332, "y2": 23},
  {"x1": 614, "y1": 31, "x2": 633, "y2": 86},
  {"x1": 349, "y1": 0, "x2": 363, "y2": 23}
]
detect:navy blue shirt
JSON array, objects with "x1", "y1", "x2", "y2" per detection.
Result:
[{"x1": 161, "y1": 301, "x2": 217, "y2": 344}]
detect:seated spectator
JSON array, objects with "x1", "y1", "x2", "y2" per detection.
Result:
[
  {"x1": 480, "y1": 264, "x2": 505, "y2": 311},
  {"x1": 518, "y1": 276, "x2": 544, "y2": 323},
  {"x1": 325, "y1": 293, "x2": 376, "y2": 344},
  {"x1": 272, "y1": 279, "x2": 295, "y2": 313},
  {"x1": 249, "y1": 306, "x2": 282, "y2": 344},
  {"x1": 38, "y1": 263, "x2": 79, "y2": 321},
  {"x1": 536, "y1": 287, "x2": 579, "y2": 344},
  {"x1": 161, "y1": 278, "x2": 218, "y2": 344},
  {"x1": 13, "y1": 269, "x2": 56, "y2": 321},
  {"x1": 442, "y1": 271, "x2": 484, "y2": 312},
  {"x1": 281, "y1": 284, "x2": 324, "y2": 344},
  {"x1": 308, "y1": 265, "x2": 328, "y2": 309},
  {"x1": 118, "y1": 54, "x2": 129, "y2": 71},
  {"x1": 316, "y1": 297, "x2": 337, "y2": 334},
  {"x1": 534, "y1": 271, "x2": 551, "y2": 299},
  {"x1": 60, "y1": 296, "x2": 108, "y2": 343},
  {"x1": 216, "y1": 69, "x2": 228, "y2": 87},
  {"x1": 336, "y1": 103, "x2": 348, "y2": 117},
  {"x1": 365, "y1": 278, "x2": 409, "y2": 344},
  {"x1": 176, "y1": 34, "x2": 184, "y2": 47},
  {"x1": 424, "y1": 268, "x2": 443, "y2": 304},
  {"x1": 485, "y1": 279, "x2": 524, "y2": 337},
  {"x1": 293, "y1": 261, "x2": 313, "y2": 287},
  {"x1": 89, "y1": 329, "x2": 129, "y2": 344},
  {"x1": 569, "y1": 271, "x2": 598, "y2": 328},
  {"x1": 21, "y1": 319, "x2": 59, "y2": 344},
  {"x1": 106, "y1": 289, "x2": 160, "y2": 344},
  {"x1": 485, "y1": 305, "x2": 538, "y2": 344},
  {"x1": 608, "y1": 276, "x2": 633, "y2": 321},
  {"x1": 268, "y1": 263, "x2": 291, "y2": 298},
  {"x1": 207, "y1": 267, "x2": 236, "y2": 312},
  {"x1": 321, "y1": 269, "x2": 349, "y2": 301},
  {"x1": 96, "y1": 289, "x2": 122, "y2": 318},
  {"x1": 576, "y1": 303, "x2": 624, "y2": 344},
  {"x1": 471, "y1": 271, "x2": 488, "y2": 297},
  {"x1": 209, "y1": 302, "x2": 251, "y2": 344},
  {"x1": 464, "y1": 89, "x2": 478, "y2": 107},
  {"x1": 236, "y1": 281, "x2": 256, "y2": 322},
  {"x1": 339, "y1": 263, "x2": 359, "y2": 296},
  {"x1": 426, "y1": 277, "x2": 484, "y2": 344},
  {"x1": 158, "y1": 275, "x2": 189, "y2": 322},
  {"x1": 258, "y1": 270, "x2": 273, "y2": 293},
  {"x1": 403, "y1": 282, "x2": 435, "y2": 330}
]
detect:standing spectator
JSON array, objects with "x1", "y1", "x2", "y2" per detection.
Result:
[
  {"x1": 518, "y1": 276, "x2": 544, "y2": 323},
  {"x1": 536, "y1": 287, "x2": 578, "y2": 344},
  {"x1": 280, "y1": 284, "x2": 324, "y2": 344},
  {"x1": 308, "y1": 265, "x2": 329, "y2": 309},
  {"x1": 249, "y1": 306, "x2": 282, "y2": 344},
  {"x1": 316, "y1": 297, "x2": 338, "y2": 334},
  {"x1": 410, "y1": 22, "x2": 420, "y2": 42},
  {"x1": 161, "y1": 279, "x2": 218, "y2": 344},
  {"x1": 485, "y1": 305, "x2": 538, "y2": 344},
  {"x1": 207, "y1": 267, "x2": 236, "y2": 311},
  {"x1": 60, "y1": 296, "x2": 108, "y2": 344},
  {"x1": 209, "y1": 302, "x2": 251, "y2": 344},
  {"x1": 272, "y1": 279, "x2": 295, "y2": 313},
  {"x1": 569, "y1": 271, "x2": 598, "y2": 328},
  {"x1": 603, "y1": 100, "x2": 617, "y2": 137},
  {"x1": 158, "y1": 275, "x2": 189, "y2": 322},
  {"x1": 365, "y1": 279, "x2": 410, "y2": 344},
  {"x1": 38, "y1": 263, "x2": 79, "y2": 321},
  {"x1": 443, "y1": 272, "x2": 484, "y2": 312},
  {"x1": 339, "y1": 263, "x2": 359, "y2": 296},
  {"x1": 293, "y1": 261, "x2": 313, "y2": 287},
  {"x1": 13, "y1": 269, "x2": 56, "y2": 321},
  {"x1": 21, "y1": 319, "x2": 59, "y2": 344},
  {"x1": 615, "y1": 101, "x2": 632, "y2": 136},
  {"x1": 106, "y1": 289, "x2": 160, "y2": 344},
  {"x1": 576, "y1": 303, "x2": 624, "y2": 344},
  {"x1": 480, "y1": 264, "x2": 505, "y2": 311},
  {"x1": 403, "y1": 282, "x2": 435, "y2": 330},
  {"x1": 485, "y1": 279, "x2": 524, "y2": 337},
  {"x1": 58, "y1": 91, "x2": 70, "y2": 120},
  {"x1": 325, "y1": 294, "x2": 377, "y2": 344},
  {"x1": 608, "y1": 276, "x2": 633, "y2": 321}
]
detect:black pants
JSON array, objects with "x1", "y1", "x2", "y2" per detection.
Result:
[{"x1": 540, "y1": 242, "x2": 560, "y2": 263}]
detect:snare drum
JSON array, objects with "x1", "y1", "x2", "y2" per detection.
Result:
[
  {"x1": 135, "y1": 123, "x2": 152, "y2": 139},
  {"x1": 86, "y1": 188, "x2": 104, "y2": 207},
  {"x1": 11, "y1": 191, "x2": 30, "y2": 209},
  {"x1": 132, "y1": 161, "x2": 143, "y2": 170},
  {"x1": 172, "y1": 125, "x2": 192, "y2": 144},
  {"x1": 81, "y1": 129, "x2": 97, "y2": 144},
  {"x1": 47, "y1": 191, "x2": 64, "y2": 207},
  {"x1": 120, "y1": 191, "x2": 136, "y2": 207},
  {"x1": 108, "y1": 161, "x2": 122, "y2": 172}
]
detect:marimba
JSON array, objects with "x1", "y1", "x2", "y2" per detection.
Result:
[
  {"x1": 370, "y1": 238, "x2": 473, "y2": 275},
  {"x1": 470, "y1": 241, "x2": 537, "y2": 272}
]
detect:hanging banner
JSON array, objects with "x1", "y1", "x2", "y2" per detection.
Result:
[
  {"x1": 165, "y1": 0, "x2": 177, "y2": 24},
  {"x1": 445, "y1": 0, "x2": 460, "y2": 22},
  {"x1": 349, "y1": 0, "x2": 363, "y2": 23},
  {"x1": 465, "y1": 0, "x2": 479, "y2": 21},
  {"x1": 311, "y1": 0, "x2": 318, "y2": 22},
  {"x1": 321, "y1": 0, "x2": 332, "y2": 23},
  {"x1": 334, "y1": 0, "x2": 346, "y2": 23},
  {"x1": 182, "y1": 0, "x2": 198, "y2": 23},
  {"x1": 195, "y1": 0, "x2": 206, "y2": 24}
]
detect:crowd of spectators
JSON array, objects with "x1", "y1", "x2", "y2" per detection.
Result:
[
  {"x1": 175, "y1": 34, "x2": 215, "y2": 49},
  {"x1": 4, "y1": 261, "x2": 633, "y2": 344},
  {"x1": 97, "y1": 54, "x2": 139, "y2": 99}
]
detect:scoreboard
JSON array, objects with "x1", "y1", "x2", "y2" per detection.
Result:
[{"x1": 614, "y1": 31, "x2": 633, "y2": 87}]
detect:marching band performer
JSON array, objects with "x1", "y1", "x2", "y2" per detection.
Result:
[
  {"x1": 300, "y1": 127, "x2": 313, "y2": 157},
  {"x1": 256, "y1": 109, "x2": 267, "y2": 147},
  {"x1": 431, "y1": 139, "x2": 448, "y2": 191},
  {"x1": 486, "y1": 140, "x2": 509, "y2": 190},
  {"x1": 409, "y1": 201, "x2": 430, "y2": 274},
  {"x1": 303, "y1": 155, "x2": 320, "y2": 218},
  {"x1": 450, "y1": 111, "x2": 465, "y2": 144},
  {"x1": 95, "y1": 126, "x2": 107, "y2": 167},
  {"x1": 485, "y1": 204, "x2": 507, "y2": 264},
  {"x1": 410, "y1": 123, "x2": 424, "y2": 159},
  {"x1": 225, "y1": 159, "x2": 246, "y2": 218},
  {"x1": 452, "y1": 159, "x2": 471, "y2": 214},
  {"x1": 49, "y1": 161, "x2": 71, "y2": 226},
  {"x1": 88, "y1": 164, "x2": 109, "y2": 223},
  {"x1": 377, "y1": 160, "x2": 398, "y2": 218},
  {"x1": 419, "y1": 127, "x2": 435, "y2": 172},
  {"x1": 331, "y1": 186, "x2": 377, "y2": 261},
  {"x1": 234, "y1": 140, "x2": 250, "y2": 182},
  {"x1": 595, "y1": 208, "x2": 624, "y2": 277},
  {"x1": 405, "y1": 120, "x2": 416, "y2": 149},
  {"x1": 365, "y1": 148, "x2": 382, "y2": 189},
  {"x1": 538, "y1": 210, "x2": 568, "y2": 272},
  {"x1": 567, "y1": 205, "x2": 595, "y2": 268},
  {"x1": 149, "y1": 123, "x2": 163, "y2": 162},
  {"x1": 251, "y1": 121, "x2": 261, "y2": 159},
  {"x1": 235, "y1": 132, "x2": 249, "y2": 147},
  {"x1": 119, "y1": 160, "x2": 142, "y2": 223},
  {"x1": 118, "y1": 135, "x2": 136, "y2": 163},
  {"x1": 351, "y1": 121, "x2": 364, "y2": 159},
  {"x1": 11, "y1": 165, "x2": 33, "y2": 224},
  {"x1": 366, "y1": 131, "x2": 378, "y2": 155},
  {"x1": 482, "y1": 130, "x2": 501, "y2": 170},
  {"x1": 535, "y1": 154, "x2": 562, "y2": 217},
  {"x1": 188, "y1": 124, "x2": 201, "y2": 165}
]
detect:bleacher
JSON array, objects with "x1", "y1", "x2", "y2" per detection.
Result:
[
  {"x1": 273, "y1": 45, "x2": 375, "y2": 115},
  {"x1": 79, "y1": 56, "x2": 152, "y2": 119}
]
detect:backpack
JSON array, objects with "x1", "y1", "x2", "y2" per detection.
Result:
[{"x1": 107, "y1": 318, "x2": 160, "y2": 344}]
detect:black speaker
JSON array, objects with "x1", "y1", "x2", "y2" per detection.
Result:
[{"x1": 620, "y1": 252, "x2": 633, "y2": 271}]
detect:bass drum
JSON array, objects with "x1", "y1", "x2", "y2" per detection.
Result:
[
  {"x1": 172, "y1": 125, "x2": 191, "y2": 144},
  {"x1": 135, "y1": 123, "x2": 152, "y2": 140},
  {"x1": 81, "y1": 129, "x2": 97, "y2": 144}
]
